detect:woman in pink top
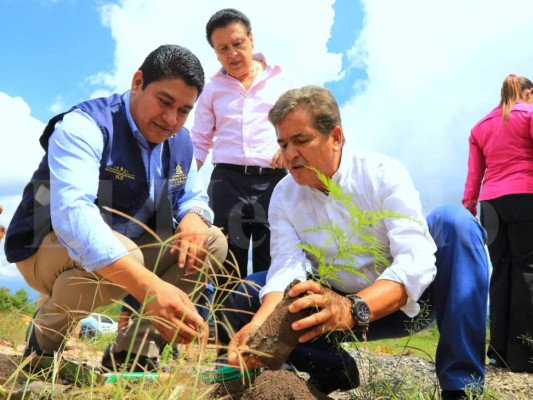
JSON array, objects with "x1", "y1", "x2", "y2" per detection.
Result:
[{"x1": 462, "y1": 74, "x2": 533, "y2": 372}]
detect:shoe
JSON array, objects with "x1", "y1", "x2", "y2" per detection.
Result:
[
  {"x1": 307, "y1": 363, "x2": 360, "y2": 395},
  {"x1": 441, "y1": 390, "x2": 467, "y2": 400},
  {"x1": 22, "y1": 316, "x2": 58, "y2": 372},
  {"x1": 101, "y1": 344, "x2": 163, "y2": 372},
  {"x1": 487, "y1": 357, "x2": 508, "y2": 369},
  {"x1": 23, "y1": 315, "x2": 55, "y2": 359}
]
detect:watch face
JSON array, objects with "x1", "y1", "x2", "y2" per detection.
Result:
[{"x1": 354, "y1": 301, "x2": 371, "y2": 323}]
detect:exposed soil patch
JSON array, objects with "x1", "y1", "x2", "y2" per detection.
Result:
[{"x1": 212, "y1": 369, "x2": 332, "y2": 400}]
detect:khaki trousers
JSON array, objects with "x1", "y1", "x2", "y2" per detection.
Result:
[{"x1": 17, "y1": 226, "x2": 227, "y2": 357}]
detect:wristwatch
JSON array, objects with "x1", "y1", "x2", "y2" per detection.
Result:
[
  {"x1": 346, "y1": 294, "x2": 370, "y2": 332},
  {"x1": 185, "y1": 207, "x2": 212, "y2": 227}
]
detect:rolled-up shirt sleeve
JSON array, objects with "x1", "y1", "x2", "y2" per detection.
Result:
[
  {"x1": 48, "y1": 110, "x2": 129, "y2": 271},
  {"x1": 376, "y1": 160, "x2": 437, "y2": 317},
  {"x1": 462, "y1": 135, "x2": 485, "y2": 216},
  {"x1": 259, "y1": 187, "x2": 308, "y2": 299},
  {"x1": 261, "y1": 152, "x2": 437, "y2": 317},
  {"x1": 174, "y1": 156, "x2": 214, "y2": 223}
]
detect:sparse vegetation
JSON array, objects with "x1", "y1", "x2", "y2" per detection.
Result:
[
  {"x1": 0, "y1": 180, "x2": 529, "y2": 398},
  {"x1": 298, "y1": 167, "x2": 413, "y2": 287},
  {"x1": 0, "y1": 298, "x2": 530, "y2": 398}
]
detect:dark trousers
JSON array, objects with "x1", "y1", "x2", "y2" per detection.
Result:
[
  {"x1": 481, "y1": 194, "x2": 533, "y2": 372},
  {"x1": 208, "y1": 166, "x2": 286, "y2": 278},
  {"x1": 223, "y1": 205, "x2": 489, "y2": 392},
  {"x1": 208, "y1": 166, "x2": 286, "y2": 348}
]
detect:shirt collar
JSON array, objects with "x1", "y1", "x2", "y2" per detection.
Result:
[
  {"x1": 332, "y1": 150, "x2": 348, "y2": 186},
  {"x1": 123, "y1": 90, "x2": 156, "y2": 150},
  {"x1": 216, "y1": 52, "x2": 271, "y2": 77}
]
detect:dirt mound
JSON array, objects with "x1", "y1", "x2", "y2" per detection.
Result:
[{"x1": 212, "y1": 369, "x2": 331, "y2": 399}]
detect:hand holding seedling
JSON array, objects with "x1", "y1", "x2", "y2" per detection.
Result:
[{"x1": 288, "y1": 280, "x2": 353, "y2": 342}]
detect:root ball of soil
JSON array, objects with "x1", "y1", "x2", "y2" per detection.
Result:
[{"x1": 245, "y1": 280, "x2": 316, "y2": 370}]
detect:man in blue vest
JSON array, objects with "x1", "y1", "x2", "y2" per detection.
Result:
[{"x1": 4, "y1": 44, "x2": 227, "y2": 371}]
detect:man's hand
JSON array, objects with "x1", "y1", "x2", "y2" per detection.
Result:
[
  {"x1": 226, "y1": 291, "x2": 283, "y2": 371},
  {"x1": 97, "y1": 255, "x2": 206, "y2": 344},
  {"x1": 170, "y1": 212, "x2": 210, "y2": 274},
  {"x1": 227, "y1": 322, "x2": 263, "y2": 370},
  {"x1": 270, "y1": 148, "x2": 286, "y2": 169},
  {"x1": 142, "y1": 278, "x2": 206, "y2": 344},
  {"x1": 287, "y1": 280, "x2": 353, "y2": 343}
]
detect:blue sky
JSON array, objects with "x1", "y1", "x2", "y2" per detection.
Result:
[
  {"x1": 0, "y1": 0, "x2": 361, "y2": 123},
  {"x1": 1, "y1": 0, "x2": 533, "y2": 297},
  {"x1": 1, "y1": 0, "x2": 115, "y2": 122}
]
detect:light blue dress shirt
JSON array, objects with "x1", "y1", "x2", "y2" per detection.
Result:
[{"x1": 48, "y1": 91, "x2": 212, "y2": 272}]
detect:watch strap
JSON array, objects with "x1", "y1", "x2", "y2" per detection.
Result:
[
  {"x1": 346, "y1": 294, "x2": 370, "y2": 332},
  {"x1": 185, "y1": 207, "x2": 212, "y2": 227}
]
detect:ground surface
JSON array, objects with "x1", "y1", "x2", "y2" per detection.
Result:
[{"x1": 1, "y1": 339, "x2": 532, "y2": 399}]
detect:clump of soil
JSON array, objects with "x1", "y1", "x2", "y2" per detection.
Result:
[
  {"x1": 211, "y1": 281, "x2": 327, "y2": 399},
  {"x1": 244, "y1": 280, "x2": 316, "y2": 370},
  {"x1": 212, "y1": 370, "x2": 332, "y2": 400}
]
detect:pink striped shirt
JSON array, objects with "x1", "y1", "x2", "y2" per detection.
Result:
[
  {"x1": 191, "y1": 54, "x2": 292, "y2": 167},
  {"x1": 462, "y1": 102, "x2": 533, "y2": 216}
]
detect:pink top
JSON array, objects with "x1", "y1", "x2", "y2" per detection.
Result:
[
  {"x1": 191, "y1": 54, "x2": 292, "y2": 167},
  {"x1": 462, "y1": 102, "x2": 533, "y2": 216}
]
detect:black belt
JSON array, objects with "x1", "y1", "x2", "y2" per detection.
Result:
[{"x1": 215, "y1": 163, "x2": 287, "y2": 176}]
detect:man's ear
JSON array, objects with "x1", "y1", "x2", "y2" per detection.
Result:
[
  {"x1": 131, "y1": 70, "x2": 144, "y2": 93},
  {"x1": 332, "y1": 126, "x2": 343, "y2": 151}
]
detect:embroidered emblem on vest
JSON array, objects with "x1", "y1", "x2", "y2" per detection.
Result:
[
  {"x1": 105, "y1": 165, "x2": 135, "y2": 181},
  {"x1": 169, "y1": 164, "x2": 187, "y2": 186}
]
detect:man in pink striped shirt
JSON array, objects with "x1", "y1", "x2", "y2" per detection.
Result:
[{"x1": 192, "y1": 9, "x2": 291, "y2": 287}]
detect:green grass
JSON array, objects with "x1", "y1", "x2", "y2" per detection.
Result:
[
  {"x1": 363, "y1": 323, "x2": 440, "y2": 361},
  {"x1": 0, "y1": 309, "x2": 31, "y2": 346},
  {"x1": 0, "y1": 309, "x2": 521, "y2": 400}
]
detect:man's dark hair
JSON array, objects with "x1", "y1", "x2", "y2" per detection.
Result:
[
  {"x1": 139, "y1": 44, "x2": 205, "y2": 96},
  {"x1": 205, "y1": 8, "x2": 251, "y2": 47},
  {"x1": 269, "y1": 86, "x2": 345, "y2": 144}
]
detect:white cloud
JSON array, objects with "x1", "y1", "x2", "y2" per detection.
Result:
[
  {"x1": 6, "y1": 0, "x2": 533, "y2": 277},
  {"x1": 0, "y1": 196, "x2": 29, "y2": 281},
  {"x1": 0, "y1": 93, "x2": 45, "y2": 196},
  {"x1": 0, "y1": 95, "x2": 44, "y2": 287},
  {"x1": 0, "y1": 263, "x2": 21, "y2": 279},
  {"x1": 0, "y1": 0, "x2": 340, "y2": 290},
  {"x1": 48, "y1": 95, "x2": 66, "y2": 115},
  {"x1": 96, "y1": 0, "x2": 341, "y2": 96},
  {"x1": 342, "y1": 0, "x2": 533, "y2": 212}
]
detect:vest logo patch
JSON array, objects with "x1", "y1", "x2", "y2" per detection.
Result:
[
  {"x1": 169, "y1": 164, "x2": 187, "y2": 186},
  {"x1": 105, "y1": 165, "x2": 135, "y2": 181}
]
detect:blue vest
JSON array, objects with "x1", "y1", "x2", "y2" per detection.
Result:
[{"x1": 5, "y1": 93, "x2": 193, "y2": 263}]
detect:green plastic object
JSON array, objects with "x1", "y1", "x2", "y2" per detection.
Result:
[
  {"x1": 104, "y1": 371, "x2": 159, "y2": 384},
  {"x1": 201, "y1": 365, "x2": 262, "y2": 384}
]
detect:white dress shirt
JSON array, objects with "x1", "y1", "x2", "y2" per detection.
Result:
[{"x1": 263, "y1": 150, "x2": 437, "y2": 317}]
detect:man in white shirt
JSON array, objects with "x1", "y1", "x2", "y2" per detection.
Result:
[{"x1": 225, "y1": 86, "x2": 489, "y2": 400}]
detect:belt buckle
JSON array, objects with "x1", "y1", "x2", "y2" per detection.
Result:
[{"x1": 244, "y1": 166, "x2": 262, "y2": 175}]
